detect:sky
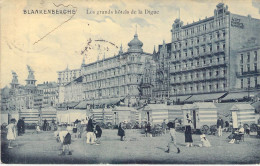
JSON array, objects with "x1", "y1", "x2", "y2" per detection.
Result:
[{"x1": 1, "y1": 0, "x2": 260, "y2": 88}]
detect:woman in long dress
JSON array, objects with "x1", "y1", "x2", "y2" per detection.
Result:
[
  {"x1": 118, "y1": 123, "x2": 125, "y2": 141},
  {"x1": 7, "y1": 119, "x2": 17, "y2": 149},
  {"x1": 185, "y1": 125, "x2": 193, "y2": 147}
]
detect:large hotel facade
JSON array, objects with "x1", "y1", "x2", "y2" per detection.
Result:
[
  {"x1": 6, "y1": 2, "x2": 257, "y2": 110},
  {"x1": 153, "y1": 3, "x2": 260, "y2": 102},
  {"x1": 57, "y1": 33, "x2": 155, "y2": 106}
]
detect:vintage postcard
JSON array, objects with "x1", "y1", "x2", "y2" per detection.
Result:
[{"x1": 1, "y1": 0, "x2": 260, "y2": 164}]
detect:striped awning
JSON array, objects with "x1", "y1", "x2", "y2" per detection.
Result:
[{"x1": 186, "y1": 93, "x2": 226, "y2": 102}]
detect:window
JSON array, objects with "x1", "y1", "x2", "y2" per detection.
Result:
[
  {"x1": 210, "y1": 34, "x2": 212, "y2": 40},
  {"x1": 217, "y1": 33, "x2": 220, "y2": 38},
  {"x1": 209, "y1": 71, "x2": 212, "y2": 77},
  {"x1": 210, "y1": 59, "x2": 212, "y2": 63},
  {"x1": 255, "y1": 77, "x2": 258, "y2": 87},
  {"x1": 190, "y1": 87, "x2": 193, "y2": 92},
  {"x1": 185, "y1": 52, "x2": 187, "y2": 57},
  {"x1": 203, "y1": 47, "x2": 206, "y2": 53},
  {"x1": 254, "y1": 51, "x2": 257, "y2": 60},
  {"x1": 209, "y1": 85, "x2": 212, "y2": 91},
  {"x1": 247, "y1": 78, "x2": 250, "y2": 87},
  {"x1": 203, "y1": 36, "x2": 206, "y2": 42},
  {"x1": 197, "y1": 38, "x2": 200, "y2": 44},
  {"x1": 210, "y1": 45, "x2": 212, "y2": 52},
  {"x1": 191, "y1": 40, "x2": 193, "y2": 45},
  {"x1": 241, "y1": 79, "x2": 243, "y2": 88},
  {"x1": 196, "y1": 73, "x2": 199, "y2": 78},
  {"x1": 223, "y1": 32, "x2": 225, "y2": 37},
  {"x1": 217, "y1": 44, "x2": 220, "y2": 51},
  {"x1": 247, "y1": 52, "x2": 250, "y2": 62},
  {"x1": 197, "y1": 48, "x2": 199, "y2": 54},
  {"x1": 185, "y1": 41, "x2": 188, "y2": 46},
  {"x1": 191, "y1": 62, "x2": 193, "y2": 66},
  {"x1": 241, "y1": 54, "x2": 243, "y2": 63},
  {"x1": 247, "y1": 64, "x2": 250, "y2": 72},
  {"x1": 203, "y1": 59, "x2": 206, "y2": 64},
  {"x1": 223, "y1": 44, "x2": 225, "y2": 50},
  {"x1": 203, "y1": 72, "x2": 206, "y2": 78},
  {"x1": 216, "y1": 71, "x2": 219, "y2": 76},
  {"x1": 197, "y1": 60, "x2": 199, "y2": 66},
  {"x1": 255, "y1": 63, "x2": 257, "y2": 71},
  {"x1": 217, "y1": 58, "x2": 220, "y2": 62},
  {"x1": 241, "y1": 66, "x2": 243, "y2": 73},
  {"x1": 191, "y1": 50, "x2": 194, "y2": 56}
]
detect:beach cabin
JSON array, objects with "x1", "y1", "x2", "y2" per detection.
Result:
[
  {"x1": 182, "y1": 103, "x2": 218, "y2": 133},
  {"x1": 167, "y1": 105, "x2": 183, "y2": 123},
  {"x1": 57, "y1": 109, "x2": 89, "y2": 124},
  {"x1": 230, "y1": 104, "x2": 256, "y2": 128},
  {"x1": 91, "y1": 108, "x2": 113, "y2": 124},
  {"x1": 143, "y1": 104, "x2": 169, "y2": 124},
  {"x1": 112, "y1": 107, "x2": 138, "y2": 125}
]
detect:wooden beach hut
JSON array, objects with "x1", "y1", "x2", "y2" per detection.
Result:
[{"x1": 230, "y1": 104, "x2": 256, "y2": 128}]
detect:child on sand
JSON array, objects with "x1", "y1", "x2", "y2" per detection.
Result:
[
  {"x1": 58, "y1": 129, "x2": 72, "y2": 155},
  {"x1": 199, "y1": 134, "x2": 211, "y2": 147}
]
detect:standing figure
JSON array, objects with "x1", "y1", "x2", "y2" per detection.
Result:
[
  {"x1": 165, "y1": 121, "x2": 180, "y2": 153},
  {"x1": 185, "y1": 125, "x2": 193, "y2": 147},
  {"x1": 217, "y1": 117, "x2": 224, "y2": 137},
  {"x1": 43, "y1": 119, "x2": 47, "y2": 131},
  {"x1": 17, "y1": 118, "x2": 23, "y2": 136},
  {"x1": 118, "y1": 123, "x2": 125, "y2": 141},
  {"x1": 77, "y1": 121, "x2": 83, "y2": 138},
  {"x1": 7, "y1": 119, "x2": 17, "y2": 148},
  {"x1": 86, "y1": 118, "x2": 95, "y2": 144},
  {"x1": 162, "y1": 119, "x2": 167, "y2": 135},
  {"x1": 145, "y1": 122, "x2": 151, "y2": 137},
  {"x1": 95, "y1": 125, "x2": 102, "y2": 145},
  {"x1": 21, "y1": 117, "x2": 25, "y2": 134}
]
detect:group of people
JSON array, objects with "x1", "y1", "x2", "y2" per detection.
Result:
[
  {"x1": 55, "y1": 117, "x2": 103, "y2": 155},
  {"x1": 6, "y1": 117, "x2": 26, "y2": 149}
]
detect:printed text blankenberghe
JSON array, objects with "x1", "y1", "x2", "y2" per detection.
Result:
[{"x1": 23, "y1": 9, "x2": 76, "y2": 14}]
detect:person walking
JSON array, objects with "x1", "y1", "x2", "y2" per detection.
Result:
[
  {"x1": 95, "y1": 125, "x2": 102, "y2": 145},
  {"x1": 165, "y1": 121, "x2": 180, "y2": 153},
  {"x1": 17, "y1": 118, "x2": 23, "y2": 136},
  {"x1": 86, "y1": 118, "x2": 95, "y2": 144},
  {"x1": 185, "y1": 124, "x2": 193, "y2": 147},
  {"x1": 118, "y1": 123, "x2": 125, "y2": 141},
  {"x1": 217, "y1": 117, "x2": 224, "y2": 137},
  {"x1": 7, "y1": 119, "x2": 17, "y2": 148}
]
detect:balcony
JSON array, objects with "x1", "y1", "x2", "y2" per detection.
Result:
[{"x1": 236, "y1": 69, "x2": 260, "y2": 77}]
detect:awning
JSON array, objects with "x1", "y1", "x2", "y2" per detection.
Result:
[
  {"x1": 66, "y1": 102, "x2": 80, "y2": 108},
  {"x1": 186, "y1": 93, "x2": 226, "y2": 102},
  {"x1": 93, "y1": 98, "x2": 122, "y2": 105},
  {"x1": 171, "y1": 95, "x2": 192, "y2": 102},
  {"x1": 222, "y1": 92, "x2": 252, "y2": 101},
  {"x1": 75, "y1": 101, "x2": 93, "y2": 109}
]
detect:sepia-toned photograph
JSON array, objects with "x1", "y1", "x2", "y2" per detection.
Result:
[{"x1": 1, "y1": 0, "x2": 260, "y2": 164}]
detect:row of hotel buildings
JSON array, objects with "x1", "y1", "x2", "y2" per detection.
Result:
[{"x1": 1, "y1": 3, "x2": 260, "y2": 112}]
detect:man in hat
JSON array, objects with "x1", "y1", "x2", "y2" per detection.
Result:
[
  {"x1": 165, "y1": 120, "x2": 180, "y2": 154},
  {"x1": 217, "y1": 116, "x2": 224, "y2": 137}
]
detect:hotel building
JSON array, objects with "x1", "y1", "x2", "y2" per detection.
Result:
[{"x1": 154, "y1": 3, "x2": 260, "y2": 102}]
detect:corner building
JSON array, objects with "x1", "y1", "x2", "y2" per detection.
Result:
[
  {"x1": 80, "y1": 33, "x2": 153, "y2": 106},
  {"x1": 163, "y1": 3, "x2": 260, "y2": 100}
]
